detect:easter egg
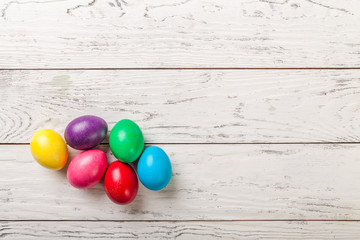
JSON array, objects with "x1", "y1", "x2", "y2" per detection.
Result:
[
  {"x1": 67, "y1": 149, "x2": 108, "y2": 189},
  {"x1": 104, "y1": 161, "x2": 138, "y2": 205},
  {"x1": 65, "y1": 115, "x2": 108, "y2": 150},
  {"x1": 109, "y1": 119, "x2": 144, "y2": 163},
  {"x1": 30, "y1": 129, "x2": 68, "y2": 170},
  {"x1": 137, "y1": 146, "x2": 172, "y2": 191}
]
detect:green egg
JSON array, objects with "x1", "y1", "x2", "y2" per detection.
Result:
[{"x1": 109, "y1": 119, "x2": 144, "y2": 163}]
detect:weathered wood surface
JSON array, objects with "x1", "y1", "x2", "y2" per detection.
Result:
[
  {"x1": 1, "y1": 221, "x2": 360, "y2": 239},
  {"x1": 2, "y1": 144, "x2": 360, "y2": 220},
  {"x1": 1, "y1": 70, "x2": 360, "y2": 144},
  {"x1": 0, "y1": 0, "x2": 359, "y2": 68},
  {"x1": 1, "y1": 0, "x2": 360, "y2": 238}
]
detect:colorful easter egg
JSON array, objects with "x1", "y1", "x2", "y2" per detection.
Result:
[
  {"x1": 30, "y1": 129, "x2": 68, "y2": 170},
  {"x1": 65, "y1": 115, "x2": 108, "y2": 150},
  {"x1": 67, "y1": 149, "x2": 108, "y2": 189},
  {"x1": 109, "y1": 119, "x2": 144, "y2": 163},
  {"x1": 104, "y1": 161, "x2": 138, "y2": 205},
  {"x1": 137, "y1": 146, "x2": 172, "y2": 191}
]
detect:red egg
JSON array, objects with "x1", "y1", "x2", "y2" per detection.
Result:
[
  {"x1": 104, "y1": 161, "x2": 138, "y2": 205},
  {"x1": 67, "y1": 149, "x2": 108, "y2": 189}
]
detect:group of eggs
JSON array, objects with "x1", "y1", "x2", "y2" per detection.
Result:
[{"x1": 30, "y1": 115, "x2": 172, "y2": 205}]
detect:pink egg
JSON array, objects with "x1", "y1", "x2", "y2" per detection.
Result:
[{"x1": 67, "y1": 149, "x2": 108, "y2": 189}]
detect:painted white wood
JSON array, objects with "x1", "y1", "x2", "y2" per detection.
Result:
[
  {"x1": 0, "y1": 0, "x2": 359, "y2": 68},
  {"x1": 1, "y1": 221, "x2": 360, "y2": 239},
  {"x1": 1, "y1": 70, "x2": 360, "y2": 143},
  {"x1": 1, "y1": 144, "x2": 360, "y2": 220},
  {"x1": 1, "y1": 0, "x2": 359, "y2": 237}
]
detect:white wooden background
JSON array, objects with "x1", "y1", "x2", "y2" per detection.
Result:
[{"x1": 1, "y1": 0, "x2": 360, "y2": 239}]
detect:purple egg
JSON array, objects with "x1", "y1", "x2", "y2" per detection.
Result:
[{"x1": 64, "y1": 115, "x2": 108, "y2": 150}]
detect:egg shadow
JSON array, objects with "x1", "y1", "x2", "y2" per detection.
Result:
[
  {"x1": 103, "y1": 132, "x2": 110, "y2": 143},
  {"x1": 82, "y1": 183, "x2": 106, "y2": 201},
  {"x1": 118, "y1": 175, "x2": 177, "y2": 216},
  {"x1": 155, "y1": 167, "x2": 178, "y2": 198},
  {"x1": 95, "y1": 144, "x2": 110, "y2": 156},
  {"x1": 54, "y1": 146, "x2": 81, "y2": 179},
  {"x1": 121, "y1": 190, "x2": 145, "y2": 215}
]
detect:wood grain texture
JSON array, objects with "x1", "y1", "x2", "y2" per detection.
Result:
[
  {"x1": 1, "y1": 70, "x2": 360, "y2": 143},
  {"x1": 1, "y1": 221, "x2": 360, "y2": 239},
  {"x1": 0, "y1": 0, "x2": 359, "y2": 68},
  {"x1": 2, "y1": 144, "x2": 360, "y2": 220}
]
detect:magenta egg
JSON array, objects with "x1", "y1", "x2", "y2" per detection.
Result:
[{"x1": 67, "y1": 149, "x2": 108, "y2": 189}]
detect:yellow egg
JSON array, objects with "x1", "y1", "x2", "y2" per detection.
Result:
[{"x1": 30, "y1": 129, "x2": 68, "y2": 170}]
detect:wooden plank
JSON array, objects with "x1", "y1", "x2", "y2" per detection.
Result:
[
  {"x1": 1, "y1": 221, "x2": 360, "y2": 239},
  {"x1": 1, "y1": 144, "x2": 360, "y2": 220},
  {"x1": 0, "y1": 0, "x2": 359, "y2": 68},
  {"x1": 1, "y1": 70, "x2": 360, "y2": 143}
]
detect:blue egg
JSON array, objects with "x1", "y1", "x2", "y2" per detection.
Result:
[{"x1": 137, "y1": 146, "x2": 172, "y2": 191}]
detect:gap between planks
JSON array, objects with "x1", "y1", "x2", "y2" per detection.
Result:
[
  {"x1": 0, "y1": 68, "x2": 360, "y2": 71},
  {"x1": 2, "y1": 220, "x2": 360, "y2": 222},
  {"x1": 3, "y1": 142, "x2": 360, "y2": 145}
]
